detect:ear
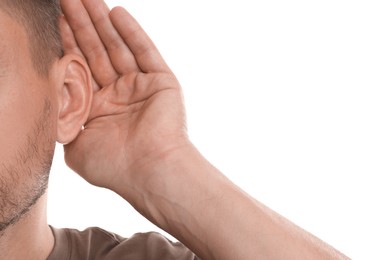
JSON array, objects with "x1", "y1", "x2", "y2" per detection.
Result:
[{"x1": 55, "y1": 54, "x2": 93, "y2": 144}]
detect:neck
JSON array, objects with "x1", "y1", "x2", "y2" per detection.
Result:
[{"x1": 0, "y1": 192, "x2": 54, "y2": 260}]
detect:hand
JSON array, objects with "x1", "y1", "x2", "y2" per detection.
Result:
[
  {"x1": 59, "y1": 3, "x2": 350, "y2": 259},
  {"x1": 60, "y1": 0, "x2": 188, "y2": 193}
]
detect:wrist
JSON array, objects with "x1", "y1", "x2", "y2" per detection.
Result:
[
  {"x1": 126, "y1": 142, "x2": 226, "y2": 258},
  {"x1": 115, "y1": 140, "x2": 226, "y2": 244},
  {"x1": 114, "y1": 138, "x2": 198, "y2": 204}
]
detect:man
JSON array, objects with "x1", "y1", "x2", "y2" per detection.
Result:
[{"x1": 0, "y1": 0, "x2": 349, "y2": 259}]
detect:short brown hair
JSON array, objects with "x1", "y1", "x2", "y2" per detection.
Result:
[{"x1": 0, "y1": 0, "x2": 63, "y2": 76}]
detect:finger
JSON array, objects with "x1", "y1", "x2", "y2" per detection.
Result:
[
  {"x1": 60, "y1": 0, "x2": 119, "y2": 87},
  {"x1": 60, "y1": 15, "x2": 83, "y2": 57},
  {"x1": 59, "y1": 16, "x2": 101, "y2": 92},
  {"x1": 110, "y1": 7, "x2": 172, "y2": 73},
  {"x1": 81, "y1": 0, "x2": 140, "y2": 74}
]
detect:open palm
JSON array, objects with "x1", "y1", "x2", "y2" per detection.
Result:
[{"x1": 61, "y1": 0, "x2": 188, "y2": 190}]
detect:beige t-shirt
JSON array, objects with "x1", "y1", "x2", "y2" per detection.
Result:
[{"x1": 48, "y1": 227, "x2": 198, "y2": 259}]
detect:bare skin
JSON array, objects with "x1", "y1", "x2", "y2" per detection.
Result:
[
  {"x1": 0, "y1": 4, "x2": 92, "y2": 259},
  {"x1": 0, "y1": 0, "x2": 350, "y2": 258},
  {"x1": 0, "y1": 11, "x2": 56, "y2": 260},
  {"x1": 60, "y1": 0, "x2": 349, "y2": 259},
  {"x1": 0, "y1": 194, "x2": 53, "y2": 260}
]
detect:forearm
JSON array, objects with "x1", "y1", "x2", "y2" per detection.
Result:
[{"x1": 117, "y1": 143, "x2": 349, "y2": 260}]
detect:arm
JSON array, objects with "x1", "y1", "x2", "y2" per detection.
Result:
[
  {"x1": 116, "y1": 143, "x2": 347, "y2": 260},
  {"x1": 60, "y1": 0, "x2": 349, "y2": 259}
]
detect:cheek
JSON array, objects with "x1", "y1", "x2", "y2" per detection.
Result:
[
  {"x1": 0, "y1": 79, "x2": 57, "y2": 166},
  {"x1": 0, "y1": 19, "x2": 58, "y2": 167}
]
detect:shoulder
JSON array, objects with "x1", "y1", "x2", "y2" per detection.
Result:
[{"x1": 49, "y1": 226, "x2": 198, "y2": 260}]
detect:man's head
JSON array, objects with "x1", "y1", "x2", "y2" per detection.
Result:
[{"x1": 0, "y1": 0, "x2": 92, "y2": 234}]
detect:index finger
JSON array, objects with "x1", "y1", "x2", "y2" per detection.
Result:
[
  {"x1": 61, "y1": 0, "x2": 119, "y2": 87},
  {"x1": 59, "y1": 15, "x2": 101, "y2": 92}
]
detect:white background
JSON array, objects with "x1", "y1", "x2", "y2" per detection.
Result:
[{"x1": 48, "y1": 1, "x2": 390, "y2": 259}]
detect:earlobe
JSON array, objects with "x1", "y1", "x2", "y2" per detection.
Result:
[{"x1": 56, "y1": 54, "x2": 92, "y2": 144}]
